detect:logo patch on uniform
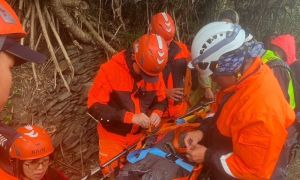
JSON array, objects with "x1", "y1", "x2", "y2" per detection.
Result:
[{"x1": 0, "y1": 4, "x2": 16, "y2": 24}]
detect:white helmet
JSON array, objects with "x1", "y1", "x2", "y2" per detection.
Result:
[{"x1": 188, "y1": 22, "x2": 246, "y2": 76}]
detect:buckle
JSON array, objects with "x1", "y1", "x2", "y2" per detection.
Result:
[{"x1": 166, "y1": 153, "x2": 178, "y2": 162}]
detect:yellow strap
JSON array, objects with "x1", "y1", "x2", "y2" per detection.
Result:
[{"x1": 183, "y1": 67, "x2": 192, "y2": 103}]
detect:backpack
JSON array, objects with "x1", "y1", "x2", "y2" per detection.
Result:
[{"x1": 267, "y1": 60, "x2": 300, "y2": 112}]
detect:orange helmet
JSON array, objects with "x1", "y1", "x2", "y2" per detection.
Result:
[
  {"x1": 133, "y1": 34, "x2": 168, "y2": 82},
  {"x1": 0, "y1": 0, "x2": 26, "y2": 38},
  {"x1": 150, "y1": 12, "x2": 175, "y2": 43},
  {"x1": 10, "y1": 125, "x2": 54, "y2": 160}
]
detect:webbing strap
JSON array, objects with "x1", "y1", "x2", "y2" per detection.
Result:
[{"x1": 127, "y1": 148, "x2": 194, "y2": 172}]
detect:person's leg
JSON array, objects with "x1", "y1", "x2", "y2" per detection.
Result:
[
  {"x1": 97, "y1": 124, "x2": 126, "y2": 176},
  {"x1": 126, "y1": 133, "x2": 142, "y2": 147}
]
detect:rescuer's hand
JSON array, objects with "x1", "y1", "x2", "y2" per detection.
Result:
[
  {"x1": 204, "y1": 87, "x2": 214, "y2": 101},
  {"x1": 166, "y1": 88, "x2": 184, "y2": 101},
  {"x1": 132, "y1": 113, "x2": 150, "y2": 128},
  {"x1": 149, "y1": 112, "x2": 161, "y2": 127}
]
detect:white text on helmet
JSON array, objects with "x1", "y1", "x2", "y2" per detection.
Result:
[{"x1": 32, "y1": 148, "x2": 46, "y2": 155}]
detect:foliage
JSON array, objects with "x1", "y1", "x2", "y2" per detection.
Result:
[{"x1": 106, "y1": 0, "x2": 300, "y2": 51}]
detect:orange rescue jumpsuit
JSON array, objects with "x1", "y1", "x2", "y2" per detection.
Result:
[
  {"x1": 202, "y1": 58, "x2": 295, "y2": 179},
  {"x1": 87, "y1": 50, "x2": 167, "y2": 175},
  {"x1": 163, "y1": 41, "x2": 191, "y2": 119}
]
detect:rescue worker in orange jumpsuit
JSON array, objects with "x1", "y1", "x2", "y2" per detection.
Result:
[
  {"x1": 185, "y1": 22, "x2": 296, "y2": 179},
  {"x1": 87, "y1": 34, "x2": 169, "y2": 175},
  {"x1": 149, "y1": 12, "x2": 194, "y2": 119},
  {"x1": 0, "y1": 1, "x2": 66, "y2": 179},
  {"x1": 197, "y1": 9, "x2": 249, "y2": 102},
  {"x1": 9, "y1": 125, "x2": 68, "y2": 180}
]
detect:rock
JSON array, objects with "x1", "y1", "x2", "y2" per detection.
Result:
[
  {"x1": 54, "y1": 103, "x2": 70, "y2": 117},
  {"x1": 45, "y1": 99, "x2": 59, "y2": 112},
  {"x1": 50, "y1": 101, "x2": 69, "y2": 112},
  {"x1": 57, "y1": 92, "x2": 72, "y2": 102}
]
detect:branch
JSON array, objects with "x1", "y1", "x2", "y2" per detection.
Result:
[
  {"x1": 50, "y1": 0, "x2": 92, "y2": 43},
  {"x1": 61, "y1": 0, "x2": 89, "y2": 9},
  {"x1": 20, "y1": 4, "x2": 32, "y2": 45},
  {"x1": 21, "y1": 3, "x2": 32, "y2": 28},
  {"x1": 34, "y1": 0, "x2": 71, "y2": 92},
  {"x1": 172, "y1": 10, "x2": 181, "y2": 41},
  {"x1": 61, "y1": 0, "x2": 81, "y2": 7},
  {"x1": 17, "y1": 0, "x2": 24, "y2": 18},
  {"x1": 114, "y1": 0, "x2": 126, "y2": 31},
  {"x1": 29, "y1": 5, "x2": 39, "y2": 89},
  {"x1": 44, "y1": 6, "x2": 75, "y2": 79},
  {"x1": 79, "y1": 13, "x2": 117, "y2": 54}
]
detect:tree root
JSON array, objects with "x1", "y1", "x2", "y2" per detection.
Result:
[
  {"x1": 44, "y1": 6, "x2": 75, "y2": 79},
  {"x1": 29, "y1": 5, "x2": 39, "y2": 89},
  {"x1": 35, "y1": 0, "x2": 71, "y2": 92},
  {"x1": 50, "y1": 0, "x2": 92, "y2": 43},
  {"x1": 20, "y1": 3, "x2": 32, "y2": 45},
  {"x1": 79, "y1": 13, "x2": 117, "y2": 54}
]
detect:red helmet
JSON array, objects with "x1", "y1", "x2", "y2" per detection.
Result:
[
  {"x1": 150, "y1": 12, "x2": 175, "y2": 43},
  {"x1": 133, "y1": 34, "x2": 168, "y2": 82},
  {"x1": 10, "y1": 125, "x2": 54, "y2": 160},
  {"x1": 0, "y1": 1, "x2": 26, "y2": 38}
]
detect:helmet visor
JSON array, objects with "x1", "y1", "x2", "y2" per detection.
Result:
[{"x1": 0, "y1": 37, "x2": 47, "y2": 65}]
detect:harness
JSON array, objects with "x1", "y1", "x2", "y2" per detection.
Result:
[
  {"x1": 126, "y1": 103, "x2": 213, "y2": 179},
  {"x1": 127, "y1": 123, "x2": 203, "y2": 179},
  {"x1": 127, "y1": 147, "x2": 194, "y2": 172}
]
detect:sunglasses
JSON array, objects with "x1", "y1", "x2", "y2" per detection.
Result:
[{"x1": 196, "y1": 61, "x2": 219, "y2": 73}]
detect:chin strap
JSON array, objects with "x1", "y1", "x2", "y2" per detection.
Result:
[{"x1": 11, "y1": 159, "x2": 21, "y2": 179}]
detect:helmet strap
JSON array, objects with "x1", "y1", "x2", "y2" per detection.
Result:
[
  {"x1": 125, "y1": 49, "x2": 142, "y2": 81},
  {"x1": 11, "y1": 158, "x2": 21, "y2": 178}
]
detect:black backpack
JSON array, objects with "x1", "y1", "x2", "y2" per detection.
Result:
[{"x1": 267, "y1": 60, "x2": 300, "y2": 113}]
